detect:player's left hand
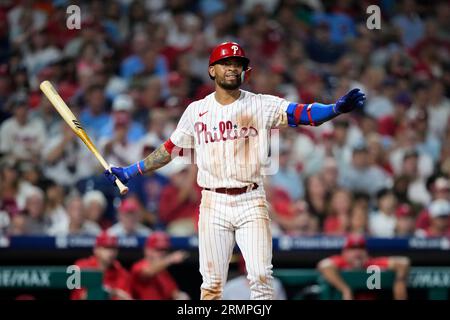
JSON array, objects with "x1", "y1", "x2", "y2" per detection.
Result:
[
  {"x1": 104, "y1": 166, "x2": 130, "y2": 186},
  {"x1": 334, "y1": 88, "x2": 366, "y2": 113}
]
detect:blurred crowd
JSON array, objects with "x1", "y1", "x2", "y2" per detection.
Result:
[{"x1": 0, "y1": 0, "x2": 449, "y2": 238}]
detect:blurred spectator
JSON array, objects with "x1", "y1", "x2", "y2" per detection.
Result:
[
  {"x1": 305, "y1": 22, "x2": 345, "y2": 64},
  {"x1": 324, "y1": 189, "x2": 352, "y2": 236},
  {"x1": 0, "y1": 93, "x2": 46, "y2": 163},
  {"x1": 71, "y1": 232, "x2": 132, "y2": 300},
  {"x1": 416, "y1": 176, "x2": 450, "y2": 232},
  {"x1": 44, "y1": 181, "x2": 68, "y2": 236},
  {"x1": 223, "y1": 254, "x2": 286, "y2": 300},
  {"x1": 79, "y1": 84, "x2": 110, "y2": 142},
  {"x1": 339, "y1": 144, "x2": 391, "y2": 198},
  {"x1": 304, "y1": 174, "x2": 328, "y2": 227},
  {"x1": 364, "y1": 77, "x2": 396, "y2": 120},
  {"x1": 369, "y1": 188, "x2": 398, "y2": 238},
  {"x1": 22, "y1": 28, "x2": 62, "y2": 89},
  {"x1": 20, "y1": 185, "x2": 49, "y2": 235},
  {"x1": 43, "y1": 122, "x2": 99, "y2": 186},
  {"x1": 317, "y1": 235, "x2": 410, "y2": 300},
  {"x1": 99, "y1": 94, "x2": 144, "y2": 166},
  {"x1": 348, "y1": 201, "x2": 369, "y2": 235},
  {"x1": 130, "y1": 232, "x2": 190, "y2": 300},
  {"x1": 401, "y1": 149, "x2": 429, "y2": 206},
  {"x1": 158, "y1": 163, "x2": 200, "y2": 236},
  {"x1": 268, "y1": 187, "x2": 318, "y2": 236},
  {"x1": 8, "y1": 0, "x2": 47, "y2": 49},
  {"x1": 120, "y1": 32, "x2": 169, "y2": 82},
  {"x1": 269, "y1": 146, "x2": 304, "y2": 201},
  {"x1": 392, "y1": 0, "x2": 425, "y2": 48},
  {"x1": 416, "y1": 199, "x2": 450, "y2": 237},
  {"x1": 82, "y1": 190, "x2": 109, "y2": 230},
  {"x1": 62, "y1": 193, "x2": 101, "y2": 236},
  {"x1": 108, "y1": 198, "x2": 152, "y2": 237},
  {"x1": 127, "y1": 140, "x2": 169, "y2": 220},
  {"x1": 99, "y1": 94, "x2": 145, "y2": 143},
  {"x1": 0, "y1": 157, "x2": 21, "y2": 218},
  {"x1": 394, "y1": 204, "x2": 416, "y2": 237}
]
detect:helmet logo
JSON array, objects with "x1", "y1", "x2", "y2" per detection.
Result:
[{"x1": 231, "y1": 45, "x2": 238, "y2": 54}]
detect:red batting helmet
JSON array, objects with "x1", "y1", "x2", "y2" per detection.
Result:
[
  {"x1": 208, "y1": 42, "x2": 251, "y2": 82},
  {"x1": 209, "y1": 42, "x2": 250, "y2": 67}
]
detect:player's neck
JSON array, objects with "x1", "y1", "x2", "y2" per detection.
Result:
[{"x1": 214, "y1": 86, "x2": 241, "y2": 106}]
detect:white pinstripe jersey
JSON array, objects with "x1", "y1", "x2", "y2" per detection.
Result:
[{"x1": 170, "y1": 90, "x2": 289, "y2": 188}]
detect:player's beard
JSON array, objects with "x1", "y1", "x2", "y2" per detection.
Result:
[{"x1": 217, "y1": 74, "x2": 242, "y2": 90}]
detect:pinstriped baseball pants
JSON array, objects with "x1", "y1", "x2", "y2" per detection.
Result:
[{"x1": 198, "y1": 188, "x2": 274, "y2": 300}]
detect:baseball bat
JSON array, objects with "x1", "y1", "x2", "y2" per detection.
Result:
[{"x1": 39, "y1": 80, "x2": 128, "y2": 195}]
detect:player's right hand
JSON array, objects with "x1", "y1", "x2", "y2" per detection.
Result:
[{"x1": 104, "y1": 167, "x2": 130, "y2": 186}]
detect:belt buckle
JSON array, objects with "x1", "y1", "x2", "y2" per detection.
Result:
[{"x1": 246, "y1": 184, "x2": 253, "y2": 193}]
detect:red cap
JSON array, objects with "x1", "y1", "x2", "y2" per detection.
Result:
[
  {"x1": 343, "y1": 234, "x2": 366, "y2": 250},
  {"x1": 145, "y1": 231, "x2": 170, "y2": 250},
  {"x1": 209, "y1": 42, "x2": 249, "y2": 66},
  {"x1": 118, "y1": 198, "x2": 140, "y2": 214},
  {"x1": 396, "y1": 204, "x2": 413, "y2": 218},
  {"x1": 95, "y1": 232, "x2": 118, "y2": 248}
]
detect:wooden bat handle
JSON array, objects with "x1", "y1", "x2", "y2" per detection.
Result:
[{"x1": 107, "y1": 166, "x2": 129, "y2": 195}]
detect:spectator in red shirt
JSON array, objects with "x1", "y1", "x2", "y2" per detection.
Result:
[
  {"x1": 416, "y1": 199, "x2": 450, "y2": 237},
  {"x1": 158, "y1": 163, "x2": 201, "y2": 235},
  {"x1": 70, "y1": 232, "x2": 132, "y2": 300},
  {"x1": 317, "y1": 235, "x2": 410, "y2": 300},
  {"x1": 130, "y1": 231, "x2": 189, "y2": 300},
  {"x1": 416, "y1": 176, "x2": 450, "y2": 232}
]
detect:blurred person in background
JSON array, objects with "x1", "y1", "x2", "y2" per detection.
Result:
[
  {"x1": 79, "y1": 84, "x2": 110, "y2": 142},
  {"x1": 321, "y1": 157, "x2": 339, "y2": 195},
  {"x1": 339, "y1": 144, "x2": 391, "y2": 198},
  {"x1": 0, "y1": 92, "x2": 46, "y2": 163},
  {"x1": 44, "y1": 180, "x2": 68, "y2": 236},
  {"x1": 394, "y1": 204, "x2": 416, "y2": 237},
  {"x1": 99, "y1": 93, "x2": 145, "y2": 143},
  {"x1": 427, "y1": 81, "x2": 449, "y2": 139},
  {"x1": 304, "y1": 174, "x2": 329, "y2": 228},
  {"x1": 130, "y1": 231, "x2": 189, "y2": 300},
  {"x1": 416, "y1": 176, "x2": 450, "y2": 232},
  {"x1": 400, "y1": 149, "x2": 429, "y2": 206},
  {"x1": 223, "y1": 254, "x2": 287, "y2": 300},
  {"x1": 392, "y1": 0, "x2": 425, "y2": 49},
  {"x1": 125, "y1": 139, "x2": 167, "y2": 227},
  {"x1": 82, "y1": 190, "x2": 109, "y2": 230},
  {"x1": 323, "y1": 189, "x2": 352, "y2": 236},
  {"x1": 107, "y1": 197, "x2": 151, "y2": 237},
  {"x1": 158, "y1": 162, "x2": 200, "y2": 236},
  {"x1": 61, "y1": 193, "x2": 101, "y2": 236},
  {"x1": 19, "y1": 185, "x2": 49, "y2": 235},
  {"x1": 0, "y1": 157, "x2": 21, "y2": 219},
  {"x1": 369, "y1": 188, "x2": 398, "y2": 238},
  {"x1": 416, "y1": 199, "x2": 450, "y2": 238},
  {"x1": 71, "y1": 232, "x2": 132, "y2": 300},
  {"x1": 43, "y1": 122, "x2": 98, "y2": 186},
  {"x1": 348, "y1": 200, "x2": 369, "y2": 235},
  {"x1": 269, "y1": 145, "x2": 304, "y2": 201},
  {"x1": 267, "y1": 185, "x2": 318, "y2": 236},
  {"x1": 317, "y1": 235, "x2": 410, "y2": 300}
]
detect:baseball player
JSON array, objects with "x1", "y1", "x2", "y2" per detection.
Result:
[
  {"x1": 317, "y1": 234, "x2": 410, "y2": 300},
  {"x1": 105, "y1": 42, "x2": 366, "y2": 300}
]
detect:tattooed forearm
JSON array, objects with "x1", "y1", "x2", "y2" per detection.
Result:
[{"x1": 143, "y1": 144, "x2": 172, "y2": 173}]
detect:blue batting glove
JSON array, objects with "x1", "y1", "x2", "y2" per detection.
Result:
[
  {"x1": 103, "y1": 160, "x2": 145, "y2": 186},
  {"x1": 334, "y1": 88, "x2": 366, "y2": 113},
  {"x1": 104, "y1": 167, "x2": 130, "y2": 186}
]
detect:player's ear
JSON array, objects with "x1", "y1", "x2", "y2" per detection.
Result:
[{"x1": 208, "y1": 65, "x2": 215, "y2": 80}]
